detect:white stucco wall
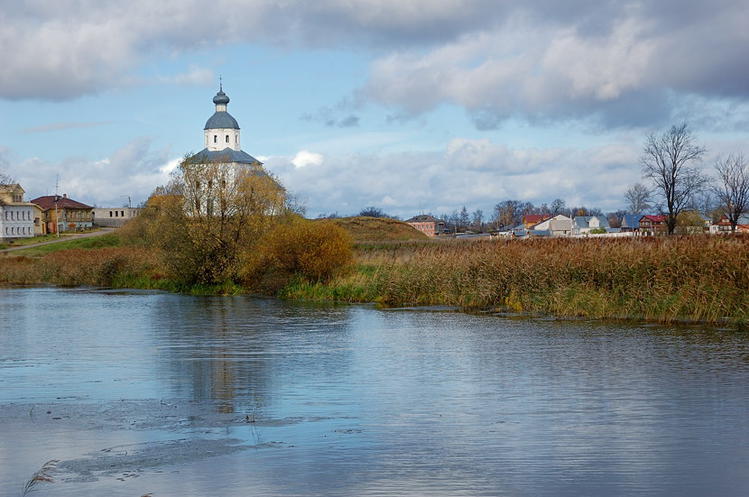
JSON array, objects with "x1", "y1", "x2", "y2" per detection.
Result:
[
  {"x1": 0, "y1": 205, "x2": 35, "y2": 239},
  {"x1": 205, "y1": 128, "x2": 240, "y2": 151},
  {"x1": 93, "y1": 207, "x2": 142, "y2": 227}
]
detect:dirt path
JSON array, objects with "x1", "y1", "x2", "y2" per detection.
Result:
[{"x1": 0, "y1": 228, "x2": 116, "y2": 253}]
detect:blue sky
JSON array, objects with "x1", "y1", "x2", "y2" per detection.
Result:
[{"x1": 1, "y1": 1, "x2": 748, "y2": 217}]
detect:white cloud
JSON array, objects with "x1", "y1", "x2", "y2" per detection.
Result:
[
  {"x1": 291, "y1": 150, "x2": 324, "y2": 169},
  {"x1": 2, "y1": 138, "x2": 173, "y2": 207},
  {"x1": 264, "y1": 137, "x2": 646, "y2": 217},
  {"x1": 158, "y1": 66, "x2": 214, "y2": 86}
]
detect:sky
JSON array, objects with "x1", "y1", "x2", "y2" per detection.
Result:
[{"x1": 1, "y1": 0, "x2": 748, "y2": 218}]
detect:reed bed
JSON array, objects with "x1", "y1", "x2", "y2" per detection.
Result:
[
  {"x1": 2, "y1": 234, "x2": 747, "y2": 325},
  {"x1": 0, "y1": 246, "x2": 169, "y2": 289},
  {"x1": 284, "y1": 235, "x2": 749, "y2": 325}
]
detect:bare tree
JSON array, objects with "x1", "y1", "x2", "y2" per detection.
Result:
[
  {"x1": 359, "y1": 206, "x2": 389, "y2": 218},
  {"x1": 493, "y1": 200, "x2": 522, "y2": 229},
  {"x1": 624, "y1": 183, "x2": 652, "y2": 214},
  {"x1": 714, "y1": 154, "x2": 749, "y2": 232},
  {"x1": 641, "y1": 123, "x2": 707, "y2": 234},
  {"x1": 458, "y1": 206, "x2": 470, "y2": 231},
  {"x1": 471, "y1": 209, "x2": 484, "y2": 232},
  {"x1": 550, "y1": 198, "x2": 566, "y2": 215}
]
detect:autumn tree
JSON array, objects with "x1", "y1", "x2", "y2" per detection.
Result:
[
  {"x1": 641, "y1": 123, "x2": 707, "y2": 234},
  {"x1": 126, "y1": 155, "x2": 289, "y2": 285},
  {"x1": 714, "y1": 154, "x2": 749, "y2": 232}
]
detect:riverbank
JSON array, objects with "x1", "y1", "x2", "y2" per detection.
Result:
[{"x1": 1, "y1": 234, "x2": 748, "y2": 325}]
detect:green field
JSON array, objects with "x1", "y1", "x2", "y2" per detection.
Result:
[{"x1": 7, "y1": 233, "x2": 121, "y2": 257}]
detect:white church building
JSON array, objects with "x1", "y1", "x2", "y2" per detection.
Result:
[
  {"x1": 189, "y1": 84, "x2": 264, "y2": 171},
  {"x1": 182, "y1": 84, "x2": 279, "y2": 216}
]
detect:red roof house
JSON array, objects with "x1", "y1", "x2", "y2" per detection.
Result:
[
  {"x1": 639, "y1": 215, "x2": 668, "y2": 235},
  {"x1": 31, "y1": 194, "x2": 94, "y2": 233}
]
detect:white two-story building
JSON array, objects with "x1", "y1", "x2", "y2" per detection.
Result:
[{"x1": 0, "y1": 184, "x2": 37, "y2": 240}]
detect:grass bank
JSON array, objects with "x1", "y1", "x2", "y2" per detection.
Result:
[
  {"x1": 7, "y1": 233, "x2": 121, "y2": 257},
  {"x1": 281, "y1": 236, "x2": 749, "y2": 326}
]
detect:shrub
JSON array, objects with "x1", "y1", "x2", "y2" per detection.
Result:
[{"x1": 249, "y1": 219, "x2": 353, "y2": 287}]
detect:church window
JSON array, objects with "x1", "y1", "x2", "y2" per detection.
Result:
[
  {"x1": 110, "y1": 211, "x2": 113, "y2": 217},
  {"x1": 214, "y1": 135, "x2": 217, "y2": 143},
  {"x1": 225, "y1": 135, "x2": 229, "y2": 143},
  {"x1": 121, "y1": 211, "x2": 125, "y2": 217}
]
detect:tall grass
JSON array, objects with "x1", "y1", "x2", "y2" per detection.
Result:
[
  {"x1": 285, "y1": 235, "x2": 749, "y2": 324},
  {"x1": 3, "y1": 233, "x2": 748, "y2": 325},
  {"x1": 0, "y1": 246, "x2": 166, "y2": 289}
]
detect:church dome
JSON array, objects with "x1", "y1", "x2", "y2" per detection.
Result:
[
  {"x1": 204, "y1": 111, "x2": 239, "y2": 130},
  {"x1": 213, "y1": 90, "x2": 230, "y2": 105}
]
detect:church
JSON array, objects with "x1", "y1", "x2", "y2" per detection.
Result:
[
  {"x1": 182, "y1": 84, "x2": 281, "y2": 216},
  {"x1": 189, "y1": 83, "x2": 264, "y2": 170}
]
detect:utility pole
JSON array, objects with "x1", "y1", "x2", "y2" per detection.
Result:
[{"x1": 54, "y1": 175, "x2": 60, "y2": 238}]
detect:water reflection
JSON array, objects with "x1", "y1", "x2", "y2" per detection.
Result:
[{"x1": 0, "y1": 287, "x2": 748, "y2": 497}]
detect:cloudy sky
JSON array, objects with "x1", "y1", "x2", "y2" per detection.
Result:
[{"x1": 1, "y1": 0, "x2": 748, "y2": 217}]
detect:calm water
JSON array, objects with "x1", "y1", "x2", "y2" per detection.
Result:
[{"x1": 0, "y1": 287, "x2": 747, "y2": 497}]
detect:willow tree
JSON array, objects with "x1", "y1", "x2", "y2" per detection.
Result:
[
  {"x1": 154, "y1": 154, "x2": 289, "y2": 285},
  {"x1": 641, "y1": 123, "x2": 707, "y2": 234}
]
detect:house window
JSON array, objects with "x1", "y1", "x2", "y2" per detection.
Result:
[
  {"x1": 226, "y1": 135, "x2": 229, "y2": 143},
  {"x1": 214, "y1": 135, "x2": 217, "y2": 143},
  {"x1": 115, "y1": 211, "x2": 118, "y2": 217},
  {"x1": 110, "y1": 211, "x2": 113, "y2": 217},
  {"x1": 121, "y1": 211, "x2": 125, "y2": 217}
]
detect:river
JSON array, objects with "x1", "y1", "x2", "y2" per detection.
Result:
[{"x1": 1, "y1": 287, "x2": 747, "y2": 496}]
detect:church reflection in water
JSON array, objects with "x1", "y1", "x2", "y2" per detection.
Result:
[{"x1": 153, "y1": 296, "x2": 352, "y2": 416}]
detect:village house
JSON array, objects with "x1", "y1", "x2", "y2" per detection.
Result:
[
  {"x1": 522, "y1": 214, "x2": 551, "y2": 228},
  {"x1": 406, "y1": 215, "x2": 444, "y2": 237},
  {"x1": 713, "y1": 214, "x2": 749, "y2": 233},
  {"x1": 0, "y1": 184, "x2": 37, "y2": 240},
  {"x1": 573, "y1": 215, "x2": 610, "y2": 235},
  {"x1": 31, "y1": 194, "x2": 94, "y2": 234},
  {"x1": 619, "y1": 214, "x2": 642, "y2": 232},
  {"x1": 639, "y1": 215, "x2": 668, "y2": 235},
  {"x1": 531, "y1": 214, "x2": 573, "y2": 236},
  {"x1": 93, "y1": 207, "x2": 142, "y2": 227}
]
